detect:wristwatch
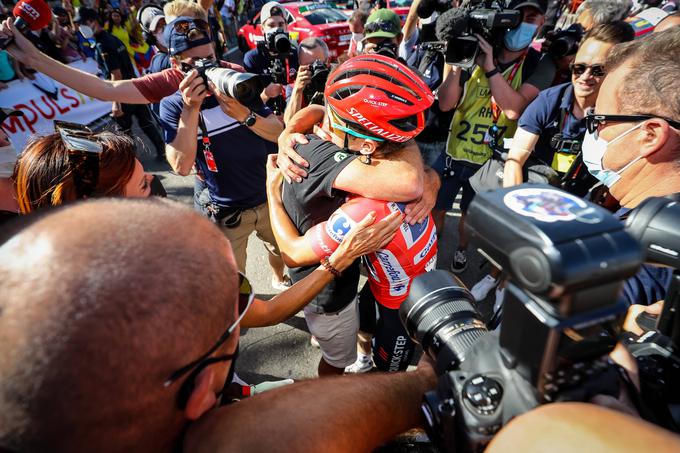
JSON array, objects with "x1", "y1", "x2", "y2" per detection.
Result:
[
  {"x1": 242, "y1": 110, "x2": 257, "y2": 127},
  {"x1": 485, "y1": 67, "x2": 501, "y2": 79}
]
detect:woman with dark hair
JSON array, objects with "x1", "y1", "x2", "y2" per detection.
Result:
[{"x1": 13, "y1": 125, "x2": 153, "y2": 214}]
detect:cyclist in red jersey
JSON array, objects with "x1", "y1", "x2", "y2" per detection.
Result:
[{"x1": 267, "y1": 54, "x2": 437, "y2": 372}]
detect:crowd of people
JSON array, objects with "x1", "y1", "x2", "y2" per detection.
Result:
[{"x1": 1, "y1": 0, "x2": 680, "y2": 451}]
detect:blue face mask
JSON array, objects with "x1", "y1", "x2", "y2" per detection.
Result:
[
  {"x1": 504, "y1": 22, "x2": 538, "y2": 52},
  {"x1": 582, "y1": 123, "x2": 643, "y2": 188}
]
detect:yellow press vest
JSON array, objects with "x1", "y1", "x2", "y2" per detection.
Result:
[{"x1": 446, "y1": 60, "x2": 526, "y2": 165}]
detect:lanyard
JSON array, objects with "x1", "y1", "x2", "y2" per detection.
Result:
[
  {"x1": 198, "y1": 112, "x2": 219, "y2": 173},
  {"x1": 490, "y1": 52, "x2": 527, "y2": 124}
]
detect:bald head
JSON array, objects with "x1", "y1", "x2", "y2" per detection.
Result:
[{"x1": 0, "y1": 199, "x2": 239, "y2": 452}]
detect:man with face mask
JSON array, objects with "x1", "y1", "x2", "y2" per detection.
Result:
[
  {"x1": 581, "y1": 27, "x2": 680, "y2": 306},
  {"x1": 435, "y1": 0, "x2": 556, "y2": 274},
  {"x1": 74, "y1": 7, "x2": 167, "y2": 160},
  {"x1": 157, "y1": 18, "x2": 290, "y2": 290},
  {"x1": 243, "y1": 2, "x2": 299, "y2": 111}
]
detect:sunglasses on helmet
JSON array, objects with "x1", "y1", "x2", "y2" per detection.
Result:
[
  {"x1": 54, "y1": 121, "x2": 104, "y2": 199},
  {"x1": 364, "y1": 20, "x2": 400, "y2": 36}
]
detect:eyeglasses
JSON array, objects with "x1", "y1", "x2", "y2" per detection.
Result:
[
  {"x1": 54, "y1": 121, "x2": 103, "y2": 199},
  {"x1": 364, "y1": 19, "x2": 400, "y2": 36},
  {"x1": 570, "y1": 63, "x2": 606, "y2": 78},
  {"x1": 171, "y1": 18, "x2": 211, "y2": 35},
  {"x1": 584, "y1": 107, "x2": 680, "y2": 136},
  {"x1": 164, "y1": 272, "x2": 254, "y2": 389}
]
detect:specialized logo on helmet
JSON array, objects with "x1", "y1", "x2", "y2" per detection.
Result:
[
  {"x1": 346, "y1": 107, "x2": 411, "y2": 142},
  {"x1": 325, "y1": 210, "x2": 354, "y2": 243}
]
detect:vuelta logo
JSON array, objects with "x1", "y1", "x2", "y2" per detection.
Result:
[{"x1": 362, "y1": 99, "x2": 388, "y2": 107}]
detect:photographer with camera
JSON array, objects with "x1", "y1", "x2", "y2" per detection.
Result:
[
  {"x1": 283, "y1": 37, "x2": 330, "y2": 124},
  {"x1": 157, "y1": 18, "x2": 289, "y2": 288},
  {"x1": 243, "y1": 2, "x2": 299, "y2": 115},
  {"x1": 466, "y1": 23, "x2": 634, "y2": 304},
  {"x1": 434, "y1": 0, "x2": 556, "y2": 274},
  {"x1": 362, "y1": 8, "x2": 405, "y2": 60}
]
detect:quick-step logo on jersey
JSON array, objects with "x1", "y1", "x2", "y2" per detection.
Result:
[
  {"x1": 413, "y1": 228, "x2": 437, "y2": 265},
  {"x1": 375, "y1": 249, "x2": 409, "y2": 297},
  {"x1": 325, "y1": 210, "x2": 355, "y2": 244}
]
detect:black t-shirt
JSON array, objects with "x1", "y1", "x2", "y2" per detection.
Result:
[
  {"x1": 281, "y1": 135, "x2": 360, "y2": 314},
  {"x1": 93, "y1": 31, "x2": 136, "y2": 80}
]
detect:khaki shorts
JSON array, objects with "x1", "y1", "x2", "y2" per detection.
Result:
[
  {"x1": 303, "y1": 300, "x2": 359, "y2": 369},
  {"x1": 214, "y1": 202, "x2": 281, "y2": 273}
]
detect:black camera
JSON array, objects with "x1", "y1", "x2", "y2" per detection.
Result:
[
  {"x1": 302, "y1": 59, "x2": 330, "y2": 106},
  {"x1": 400, "y1": 185, "x2": 643, "y2": 451},
  {"x1": 424, "y1": 0, "x2": 521, "y2": 68},
  {"x1": 263, "y1": 28, "x2": 292, "y2": 56},
  {"x1": 547, "y1": 23, "x2": 584, "y2": 59},
  {"x1": 183, "y1": 58, "x2": 265, "y2": 111},
  {"x1": 374, "y1": 40, "x2": 399, "y2": 59},
  {"x1": 621, "y1": 196, "x2": 680, "y2": 431}
]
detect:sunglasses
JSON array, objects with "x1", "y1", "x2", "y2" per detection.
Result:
[
  {"x1": 584, "y1": 107, "x2": 680, "y2": 136},
  {"x1": 171, "y1": 18, "x2": 211, "y2": 35},
  {"x1": 364, "y1": 19, "x2": 400, "y2": 36},
  {"x1": 54, "y1": 121, "x2": 104, "y2": 199},
  {"x1": 164, "y1": 272, "x2": 254, "y2": 390},
  {"x1": 570, "y1": 63, "x2": 606, "y2": 78}
]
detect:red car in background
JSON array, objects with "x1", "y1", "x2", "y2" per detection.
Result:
[{"x1": 237, "y1": 2, "x2": 352, "y2": 60}]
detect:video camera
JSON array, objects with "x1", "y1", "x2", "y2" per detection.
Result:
[
  {"x1": 547, "y1": 23, "x2": 584, "y2": 59},
  {"x1": 183, "y1": 59, "x2": 265, "y2": 111},
  {"x1": 422, "y1": 0, "x2": 521, "y2": 68},
  {"x1": 400, "y1": 185, "x2": 644, "y2": 451},
  {"x1": 302, "y1": 59, "x2": 330, "y2": 106}
]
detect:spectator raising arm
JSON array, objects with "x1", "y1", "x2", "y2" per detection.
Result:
[{"x1": 0, "y1": 17, "x2": 150, "y2": 103}]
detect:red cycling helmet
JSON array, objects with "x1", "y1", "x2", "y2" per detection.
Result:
[{"x1": 324, "y1": 54, "x2": 434, "y2": 143}]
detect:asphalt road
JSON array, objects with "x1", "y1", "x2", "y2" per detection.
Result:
[{"x1": 134, "y1": 48, "x2": 491, "y2": 385}]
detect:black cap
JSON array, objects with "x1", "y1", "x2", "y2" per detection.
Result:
[
  {"x1": 508, "y1": 0, "x2": 547, "y2": 14},
  {"x1": 73, "y1": 7, "x2": 99, "y2": 24}
]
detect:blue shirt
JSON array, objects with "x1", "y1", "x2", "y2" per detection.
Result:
[
  {"x1": 243, "y1": 46, "x2": 299, "y2": 81},
  {"x1": 617, "y1": 206, "x2": 674, "y2": 306},
  {"x1": 517, "y1": 82, "x2": 586, "y2": 166},
  {"x1": 159, "y1": 93, "x2": 275, "y2": 208}
]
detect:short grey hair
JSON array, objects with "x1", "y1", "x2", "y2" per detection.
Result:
[
  {"x1": 579, "y1": 0, "x2": 633, "y2": 25},
  {"x1": 606, "y1": 27, "x2": 680, "y2": 122},
  {"x1": 299, "y1": 37, "x2": 330, "y2": 61}
]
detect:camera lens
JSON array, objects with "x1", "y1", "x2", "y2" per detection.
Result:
[{"x1": 400, "y1": 271, "x2": 488, "y2": 371}]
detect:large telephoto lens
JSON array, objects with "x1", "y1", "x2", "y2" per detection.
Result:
[
  {"x1": 400, "y1": 270, "x2": 488, "y2": 371},
  {"x1": 205, "y1": 68, "x2": 265, "y2": 111}
]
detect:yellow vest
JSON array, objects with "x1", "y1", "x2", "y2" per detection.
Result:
[{"x1": 446, "y1": 60, "x2": 525, "y2": 165}]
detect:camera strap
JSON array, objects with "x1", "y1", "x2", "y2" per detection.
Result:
[{"x1": 198, "y1": 112, "x2": 219, "y2": 173}]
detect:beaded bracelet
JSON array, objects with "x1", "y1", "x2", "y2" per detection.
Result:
[{"x1": 320, "y1": 256, "x2": 341, "y2": 278}]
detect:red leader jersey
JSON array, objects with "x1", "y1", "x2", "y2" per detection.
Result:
[{"x1": 308, "y1": 196, "x2": 438, "y2": 309}]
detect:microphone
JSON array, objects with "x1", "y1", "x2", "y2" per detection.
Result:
[
  {"x1": 1, "y1": 0, "x2": 53, "y2": 49},
  {"x1": 435, "y1": 7, "x2": 469, "y2": 42}
]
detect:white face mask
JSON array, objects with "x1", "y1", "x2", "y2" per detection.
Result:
[
  {"x1": 155, "y1": 31, "x2": 167, "y2": 48},
  {"x1": 0, "y1": 144, "x2": 18, "y2": 179},
  {"x1": 79, "y1": 24, "x2": 94, "y2": 39},
  {"x1": 351, "y1": 32, "x2": 363, "y2": 41},
  {"x1": 582, "y1": 123, "x2": 644, "y2": 188}
]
